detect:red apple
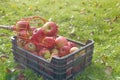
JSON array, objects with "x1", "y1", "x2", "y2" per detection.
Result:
[
  {"x1": 41, "y1": 21, "x2": 58, "y2": 37},
  {"x1": 24, "y1": 42, "x2": 36, "y2": 52},
  {"x1": 55, "y1": 36, "x2": 68, "y2": 49},
  {"x1": 35, "y1": 43, "x2": 44, "y2": 52},
  {"x1": 70, "y1": 47, "x2": 79, "y2": 53},
  {"x1": 38, "y1": 48, "x2": 51, "y2": 59},
  {"x1": 28, "y1": 27, "x2": 36, "y2": 36},
  {"x1": 30, "y1": 29, "x2": 46, "y2": 44},
  {"x1": 35, "y1": 28, "x2": 46, "y2": 42},
  {"x1": 17, "y1": 30, "x2": 30, "y2": 40},
  {"x1": 29, "y1": 29, "x2": 46, "y2": 51},
  {"x1": 59, "y1": 46, "x2": 70, "y2": 57},
  {"x1": 67, "y1": 41, "x2": 77, "y2": 48},
  {"x1": 32, "y1": 28, "x2": 41, "y2": 34},
  {"x1": 42, "y1": 37, "x2": 55, "y2": 49},
  {"x1": 15, "y1": 20, "x2": 30, "y2": 31}
]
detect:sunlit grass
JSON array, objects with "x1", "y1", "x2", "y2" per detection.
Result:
[{"x1": 0, "y1": 0, "x2": 120, "y2": 80}]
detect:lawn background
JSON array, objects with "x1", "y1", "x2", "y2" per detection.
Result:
[{"x1": 0, "y1": 0, "x2": 120, "y2": 80}]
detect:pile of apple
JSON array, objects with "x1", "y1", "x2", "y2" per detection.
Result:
[{"x1": 14, "y1": 19, "x2": 79, "y2": 60}]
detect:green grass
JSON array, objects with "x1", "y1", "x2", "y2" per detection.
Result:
[{"x1": 0, "y1": 0, "x2": 120, "y2": 80}]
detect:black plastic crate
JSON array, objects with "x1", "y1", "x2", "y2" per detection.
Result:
[{"x1": 11, "y1": 36, "x2": 94, "y2": 80}]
